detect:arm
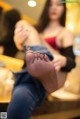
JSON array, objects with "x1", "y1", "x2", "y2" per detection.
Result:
[
  {"x1": 14, "y1": 20, "x2": 61, "y2": 54},
  {"x1": 14, "y1": 20, "x2": 42, "y2": 51},
  {"x1": 60, "y1": 29, "x2": 76, "y2": 72},
  {"x1": 14, "y1": 20, "x2": 76, "y2": 72},
  {"x1": 41, "y1": 29, "x2": 76, "y2": 72}
]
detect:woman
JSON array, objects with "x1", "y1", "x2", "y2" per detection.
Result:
[
  {"x1": 35, "y1": 0, "x2": 76, "y2": 87},
  {"x1": 7, "y1": 0, "x2": 76, "y2": 119},
  {"x1": 13, "y1": 0, "x2": 76, "y2": 87},
  {"x1": 35, "y1": 0, "x2": 75, "y2": 72},
  {"x1": 7, "y1": 20, "x2": 58, "y2": 119},
  {"x1": 14, "y1": 0, "x2": 75, "y2": 72}
]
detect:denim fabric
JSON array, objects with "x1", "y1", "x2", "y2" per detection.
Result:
[
  {"x1": 7, "y1": 83, "x2": 46, "y2": 119},
  {"x1": 23, "y1": 45, "x2": 53, "y2": 61},
  {"x1": 7, "y1": 45, "x2": 53, "y2": 119}
]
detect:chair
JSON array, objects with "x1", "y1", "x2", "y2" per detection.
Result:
[
  {"x1": 0, "y1": 55, "x2": 24, "y2": 72},
  {"x1": 0, "y1": 55, "x2": 24, "y2": 102}
]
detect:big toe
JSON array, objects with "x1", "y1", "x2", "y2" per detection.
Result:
[{"x1": 26, "y1": 51, "x2": 34, "y2": 64}]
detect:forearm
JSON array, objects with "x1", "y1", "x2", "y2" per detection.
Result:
[
  {"x1": 60, "y1": 46, "x2": 76, "y2": 72},
  {"x1": 61, "y1": 56, "x2": 76, "y2": 72}
]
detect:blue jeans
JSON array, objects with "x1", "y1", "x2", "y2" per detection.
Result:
[{"x1": 7, "y1": 46, "x2": 53, "y2": 119}]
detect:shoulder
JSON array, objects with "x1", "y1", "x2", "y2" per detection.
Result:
[
  {"x1": 62, "y1": 27, "x2": 74, "y2": 47},
  {"x1": 63, "y1": 28, "x2": 74, "y2": 37}
]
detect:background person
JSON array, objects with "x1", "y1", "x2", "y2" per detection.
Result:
[{"x1": 0, "y1": 9, "x2": 21, "y2": 57}]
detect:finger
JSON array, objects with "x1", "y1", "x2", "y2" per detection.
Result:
[
  {"x1": 23, "y1": 32, "x2": 29, "y2": 39},
  {"x1": 15, "y1": 31, "x2": 28, "y2": 42},
  {"x1": 14, "y1": 27, "x2": 23, "y2": 34},
  {"x1": 14, "y1": 29, "x2": 23, "y2": 39},
  {"x1": 15, "y1": 25, "x2": 28, "y2": 34},
  {"x1": 23, "y1": 27, "x2": 30, "y2": 32}
]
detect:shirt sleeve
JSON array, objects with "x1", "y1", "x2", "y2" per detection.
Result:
[{"x1": 59, "y1": 46, "x2": 76, "y2": 72}]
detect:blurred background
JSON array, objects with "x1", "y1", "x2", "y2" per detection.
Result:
[{"x1": 0, "y1": 0, "x2": 80, "y2": 119}]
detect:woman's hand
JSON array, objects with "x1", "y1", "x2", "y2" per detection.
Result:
[
  {"x1": 53, "y1": 54, "x2": 67, "y2": 72},
  {"x1": 14, "y1": 20, "x2": 30, "y2": 50}
]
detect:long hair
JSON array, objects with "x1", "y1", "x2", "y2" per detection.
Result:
[
  {"x1": 0, "y1": 7, "x2": 3, "y2": 15},
  {"x1": 35, "y1": 0, "x2": 66, "y2": 33},
  {"x1": 4, "y1": 9, "x2": 21, "y2": 30}
]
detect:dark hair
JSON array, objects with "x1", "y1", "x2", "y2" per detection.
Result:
[
  {"x1": 0, "y1": 7, "x2": 3, "y2": 15},
  {"x1": 35, "y1": 0, "x2": 66, "y2": 33},
  {"x1": 4, "y1": 9, "x2": 21, "y2": 30}
]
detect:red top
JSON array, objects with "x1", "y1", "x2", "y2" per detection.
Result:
[{"x1": 45, "y1": 36, "x2": 59, "y2": 51}]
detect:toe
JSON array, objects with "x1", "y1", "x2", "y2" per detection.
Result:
[
  {"x1": 44, "y1": 54, "x2": 49, "y2": 61},
  {"x1": 40, "y1": 54, "x2": 44, "y2": 60},
  {"x1": 34, "y1": 53, "x2": 38, "y2": 59},
  {"x1": 26, "y1": 51, "x2": 35, "y2": 64},
  {"x1": 37, "y1": 53, "x2": 41, "y2": 60}
]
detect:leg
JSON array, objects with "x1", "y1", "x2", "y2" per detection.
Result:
[
  {"x1": 15, "y1": 20, "x2": 59, "y2": 55},
  {"x1": 15, "y1": 20, "x2": 42, "y2": 48},
  {"x1": 7, "y1": 84, "x2": 42, "y2": 119},
  {"x1": 26, "y1": 51, "x2": 58, "y2": 94},
  {"x1": 15, "y1": 20, "x2": 65, "y2": 90}
]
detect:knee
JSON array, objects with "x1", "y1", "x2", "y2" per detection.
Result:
[
  {"x1": 7, "y1": 85, "x2": 36, "y2": 119},
  {"x1": 8, "y1": 85, "x2": 36, "y2": 112}
]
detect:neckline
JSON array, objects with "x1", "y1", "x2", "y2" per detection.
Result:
[{"x1": 45, "y1": 36, "x2": 56, "y2": 40}]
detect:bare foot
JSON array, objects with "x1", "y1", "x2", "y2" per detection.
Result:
[{"x1": 26, "y1": 51, "x2": 58, "y2": 94}]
